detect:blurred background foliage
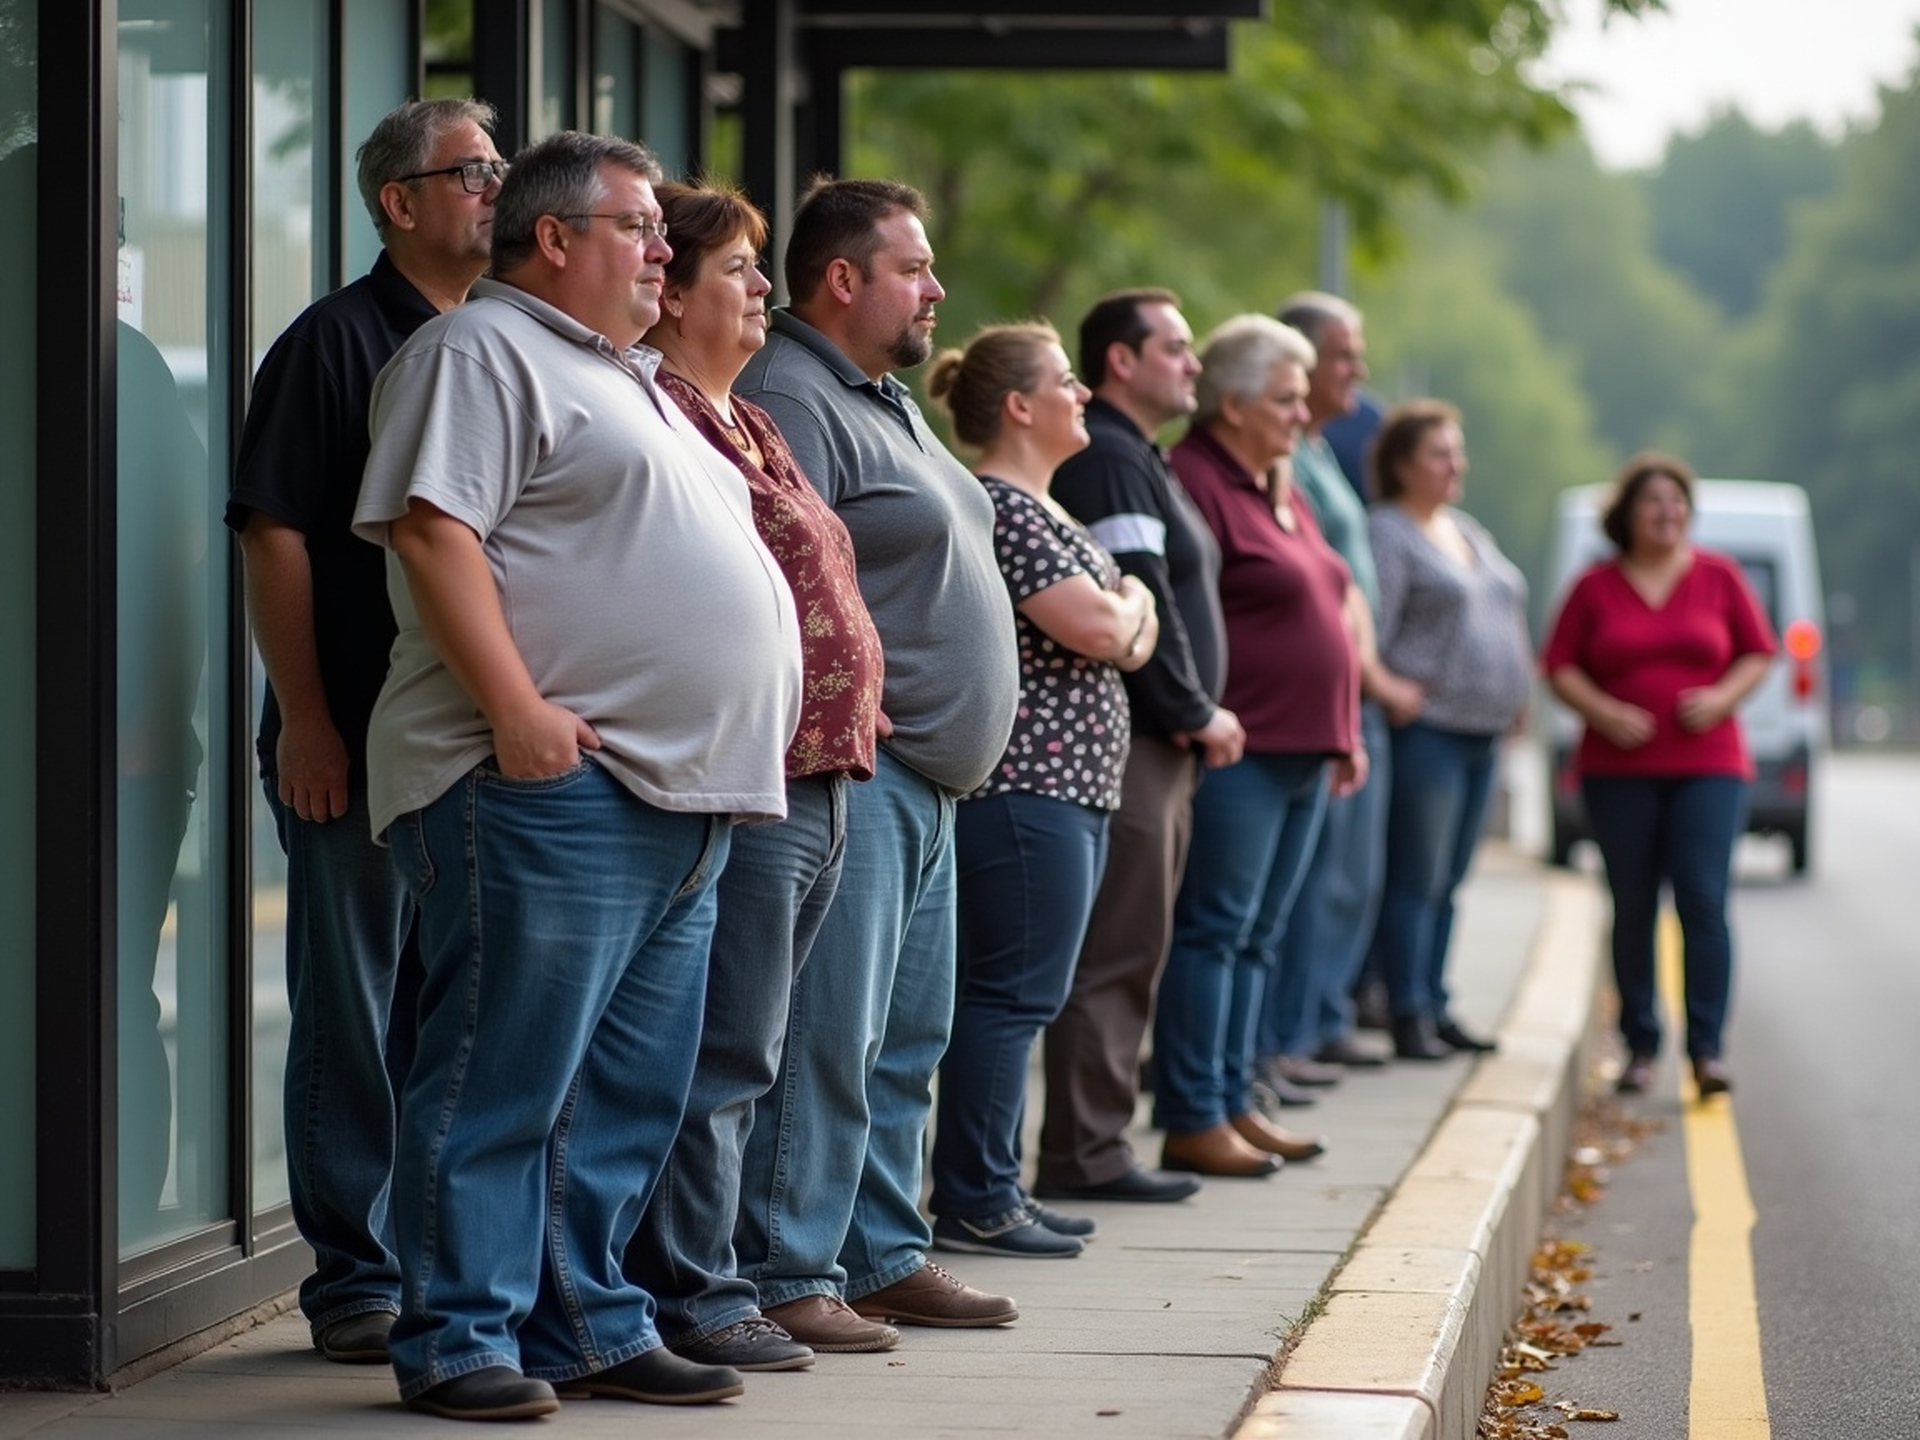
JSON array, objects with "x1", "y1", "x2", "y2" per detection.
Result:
[{"x1": 828, "y1": 3, "x2": 1919, "y2": 717}]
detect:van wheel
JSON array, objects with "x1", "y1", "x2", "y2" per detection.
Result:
[{"x1": 1787, "y1": 823, "x2": 1810, "y2": 874}]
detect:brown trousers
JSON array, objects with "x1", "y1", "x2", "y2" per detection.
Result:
[{"x1": 1037, "y1": 736, "x2": 1202, "y2": 1189}]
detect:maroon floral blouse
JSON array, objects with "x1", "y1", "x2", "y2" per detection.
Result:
[
  {"x1": 967, "y1": 477, "x2": 1132, "y2": 810},
  {"x1": 660, "y1": 372, "x2": 885, "y2": 781}
]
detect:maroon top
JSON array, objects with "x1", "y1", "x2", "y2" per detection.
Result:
[
  {"x1": 1169, "y1": 426, "x2": 1359, "y2": 756},
  {"x1": 1541, "y1": 548, "x2": 1776, "y2": 779},
  {"x1": 661, "y1": 372, "x2": 885, "y2": 781}
]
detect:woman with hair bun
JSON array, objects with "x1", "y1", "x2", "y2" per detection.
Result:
[{"x1": 926, "y1": 322, "x2": 1156, "y2": 1259}]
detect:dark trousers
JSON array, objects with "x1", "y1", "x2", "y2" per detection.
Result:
[
  {"x1": 1581, "y1": 774, "x2": 1747, "y2": 1061},
  {"x1": 1037, "y1": 737, "x2": 1201, "y2": 1189}
]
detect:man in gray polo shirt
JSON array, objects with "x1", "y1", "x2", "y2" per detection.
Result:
[
  {"x1": 352, "y1": 131, "x2": 802, "y2": 1421},
  {"x1": 734, "y1": 178, "x2": 1020, "y2": 1347}
]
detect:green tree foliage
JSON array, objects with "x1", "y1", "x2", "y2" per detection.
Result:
[
  {"x1": 1357, "y1": 231, "x2": 1611, "y2": 599},
  {"x1": 841, "y1": 0, "x2": 1639, "y2": 342},
  {"x1": 1645, "y1": 110, "x2": 1840, "y2": 320},
  {"x1": 1686, "y1": 62, "x2": 1920, "y2": 680}
]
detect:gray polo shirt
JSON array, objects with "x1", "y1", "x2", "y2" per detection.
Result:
[
  {"x1": 353, "y1": 279, "x2": 803, "y2": 835},
  {"x1": 737, "y1": 309, "x2": 1017, "y2": 795}
]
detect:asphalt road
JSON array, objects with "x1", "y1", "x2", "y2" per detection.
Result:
[{"x1": 1505, "y1": 749, "x2": 1920, "y2": 1438}]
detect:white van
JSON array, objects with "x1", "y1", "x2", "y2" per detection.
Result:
[{"x1": 1540, "y1": 479, "x2": 1828, "y2": 873}]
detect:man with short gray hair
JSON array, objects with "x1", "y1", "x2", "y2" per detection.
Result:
[
  {"x1": 354, "y1": 130, "x2": 803, "y2": 1420},
  {"x1": 227, "y1": 96, "x2": 504, "y2": 1367}
]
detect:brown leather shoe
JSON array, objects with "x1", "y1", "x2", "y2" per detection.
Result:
[
  {"x1": 848, "y1": 1261, "x2": 1018, "y2": 1329},
  {"x1": 1231, "y1": 1111, "x2": 1327, "y2": 1163},
  {"x1": 761, "y1": 1295, "x2": 899, "y2": 1353},
  {"x1": 1160, "y1": 1123, "x2": 1283, "y2": 1177}
]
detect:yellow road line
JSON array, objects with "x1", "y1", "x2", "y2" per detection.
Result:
[{"x1": 1658, "y1": 909, "x2": 1771, "y2": 1438}]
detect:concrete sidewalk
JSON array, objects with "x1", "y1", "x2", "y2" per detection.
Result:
[{"x1": 0, "y1": 843, "x2": 1602, "y2": 1440}]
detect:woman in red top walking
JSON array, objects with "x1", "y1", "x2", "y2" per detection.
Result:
[{"x1": 1541, "y1": 454, "x2": 1776, "y2": 1098}]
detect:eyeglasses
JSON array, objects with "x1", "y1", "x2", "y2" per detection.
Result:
[
  {"x1": 397, "y1": 160, "x2": 510, "y2": 194},
  {"x1": 558, "y1": 212, "x2": 669, "y2": 242}
]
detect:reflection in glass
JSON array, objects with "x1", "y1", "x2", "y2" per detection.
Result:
[
  {"x1": 249, "y1": 0, "x2": 330, "y2": 1216},
  {"x1": 116, "y1": 0, "x2": 232, "y2": 1255}
]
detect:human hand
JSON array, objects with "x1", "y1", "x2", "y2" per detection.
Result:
[
  {"x1": 1594, "y1": 700, "x2": 1656, "y2": 749},
  {"x1": 276, "y1": 713, "x2": 350, "y2": 823},
  {"x1": 1190, "y1": 706, "x2": 1247, "y2": 768},
  {"x1": 489, "y1": 698, "x2": 601, "y2": 779},
  {"x1": 1333, "y1": 747, "x2": 1368, "y2": 797},
  {"x1": 1675, "y1": 686, "x2": 1733, "y2": 733}
]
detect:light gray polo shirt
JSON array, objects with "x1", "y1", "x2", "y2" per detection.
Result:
[
  {"x1": 737, "y1": 309, "x2": 1017, "y2": 795},
  {"x1": 353, "y1": 279, "x2": 802, "y2": 835}
]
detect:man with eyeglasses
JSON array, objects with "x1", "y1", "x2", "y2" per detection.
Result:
[
  {"x1": 226, "y1": 96, "x2": 504, "y2": 1369},
  {"x1": 353, "y1": 130, "x2": 801, "y2": 1421}
]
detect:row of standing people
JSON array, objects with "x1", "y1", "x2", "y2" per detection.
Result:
[{"x1": 231, "y1": 94, "x2": 1761, "y2": 1427}]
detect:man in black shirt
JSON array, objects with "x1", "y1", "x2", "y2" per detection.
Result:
[
  {"x1": 224, "y1": 97, "x2": 504, "y2": 1365},
  {"x1": 1035, "y1": 289, "x2": 1246, "y2": 1204}
]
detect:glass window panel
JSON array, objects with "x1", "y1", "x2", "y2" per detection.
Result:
[
  {"x1": 0, "y1": 0, "x2": 38, "y2": 1272},
  {"x1": 248, "y1": 0, "x2": 331, "y2": 1215},
  {"x1": 116, "y1": 0, "x2": 233, "y2": 1256},
  {"x1": 342, "y1": 0, "x2": 412, "y2": 282},
  {"x1": 535, "y1": 0, "x2": 574, "y2": 139},
  {"x1": 592, "y1": 5, "x2": 638, "y2": 142},
  {"x1": 641, "y1": 25, "x2": 687, "y2": 176}
]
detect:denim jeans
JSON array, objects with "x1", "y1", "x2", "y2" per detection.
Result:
[
  {"x1": 1581, "y1": 774, "x2": 1746, "y2": 1061},
  {"x1": 934, "y1": 790, "x2": 1109, "y2": 1223},
  {"x1": 383, "y1": 759, "x2": 728, "y2": 1398},
  {"x1": 1378, "y1": 722, "x2": 1499, "y2": 1021},
  {"x1": 1153, "y1": 753, "x2": 1329, "y2": 1133},
  {"x1": 267, "y1": 779, "x2": 418, "y2": 1336},
  {"x1": 737, "y1": 749, "x2": 956, "y2": 1306},
  {"x1": 626, "y1": 773, "x2": 848, "y2": 1344},
  {"x1": 1260, "y1": 703, "x2": 1390, "y2": 1057}
]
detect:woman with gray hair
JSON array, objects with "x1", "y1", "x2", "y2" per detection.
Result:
[{"x1": 1151, "y1": 315, "x2": 1364, "y2": 1178}]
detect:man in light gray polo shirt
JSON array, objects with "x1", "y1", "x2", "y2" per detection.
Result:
[
  {"x1": 733, "y1": 178, "x2": 1020, "y2": 1347},
  {"x1": 352, "y1": 131, "x2": 801, "y2": 1421}
]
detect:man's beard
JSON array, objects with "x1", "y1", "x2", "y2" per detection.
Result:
[{"x1": 887, "y1": 324, "x2": 933, "y2": 371}]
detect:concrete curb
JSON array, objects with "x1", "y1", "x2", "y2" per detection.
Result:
[{"x1": 1234, "y1": 868, "x2": 1604, "y2": 1440}]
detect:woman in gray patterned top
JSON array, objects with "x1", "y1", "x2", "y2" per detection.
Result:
[{"x1": 1367, "y1": 400, "x2": 1532, "y2": 1062}]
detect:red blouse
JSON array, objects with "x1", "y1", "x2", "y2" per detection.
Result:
[
  {"x1": 1541, "y1": 548, "x2": 1777, "y2": 779},
  {"x1": 661, "y1": 372, "x2": 885, "y2": 781}
]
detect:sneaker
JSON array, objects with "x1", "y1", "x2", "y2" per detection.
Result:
[
  {"x1": 1267, "y1": 1053, "x2": 1344, "y2": 1087},
  {"x1": 933, "y1": 1211, "x2": 1083, "y2": 1259},
  {"x1": 313, "y1": 1310, "x2": 394, "y2": 1364},
  {"x1": 761, "y1": 1295, "x2": 899, "y2": 1354},
  {"x1": 850, "y1": 1260, "x2": 1020, "y2": 1327},
  {"x1": 1024, "y1": 1200, "x2": 1096, "y2": 1238},
  {"x1": 670, "y1": 1315, "x2": 813, "y2": 1373}
]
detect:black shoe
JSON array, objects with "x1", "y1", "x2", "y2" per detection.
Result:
[
  {"x1": 314, "y1": 1310, "x2": 395, "y2": 1364},
  {"x1": 1249, "y1": 1070, "x2": 1319, "y2": 1112},
  {"x1": 932, "y1": 1211, "x2": 1083, "y2": 1258},
  {"x1": 1392, "y1": 1015, "x2": 1452, "y2": 1061},
  {"x1": 1435, "y1": 1015, "x2": 1497, "y2": 1053},
  {"x1": 670, "y1": 1316, "x2": 813, "y2": 1373},
  {"x1": 406, "y1": 1367, "x2": 559, "y2": 1421},
  {"x1": 1025, "y1": 1200, "x2": 1097, "y2": 1237},
  {"x1": 1033, "y1": 1167, "x2": 1200, "y2": 1204},
  {"x1": 552, "y1": 1347, "x2": 744, "y2": 1405},
  {"x1": 1616, "y1": 1054, "x2": 1657, "y2": 1095},
  {"x1": 1692, "y1": 1056, "x2": 1733, "y2": 1097},
  {"x1": 1315, "y1": 1034, "x2": 1388, "y2": 1068}
]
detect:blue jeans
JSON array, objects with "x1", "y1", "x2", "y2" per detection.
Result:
[
  {"x1": 383, "y1": 759, "x2": 728, "y2": 1398},
  {"x1": 934, "y1": 791, "x2": 1109, "y2": 1223},
  {"x1": 1153, "y1": 754, "x2": 1329, "y2": 1133},
  {"x1": 1378, "y1": 723, "x2": 1499, "y2": 1021},
  {"x1": 1261, "y1": 703, "x2": 1390, "y2": 1056},
  {"x1": 1581, "y1": 774, "x2": 1746, "y2": 1061},
  {"x1": 737, "y1": 749, "x2": 957, "y2": 1306},
  {"x1": 267, "y1": 779, "x2": 417, "y2": 1336},
  {"x1": 626, "y1": 773, "x2": 849, "y2": 1344}
]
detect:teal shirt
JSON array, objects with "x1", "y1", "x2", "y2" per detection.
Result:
[{"x1": 1293, "y1": 434, "x2": 1379, "y2": 619}]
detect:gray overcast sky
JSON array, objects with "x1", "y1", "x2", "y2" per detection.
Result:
[{"x1": 1538, "y1": 0, "x2": 1920, "y2": 169}]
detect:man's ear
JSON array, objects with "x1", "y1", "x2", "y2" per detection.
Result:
[
  {"x1": 532, "y1": 215, "x2": 573, "y2": 267},
  {"x1": 822, "y1": 256, "x2": 860, "y2": 308},
  {"x1": 1105, "y1": 340, "x2": 1135, "y2": 384},
  {"x1": 378, "y1": 181, "x2": 417, "y2": 235}
]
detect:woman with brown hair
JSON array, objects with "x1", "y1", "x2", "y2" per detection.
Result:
[{"x1": 1541, "y1": 453, "x2": 1776, "y2": 1097}]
